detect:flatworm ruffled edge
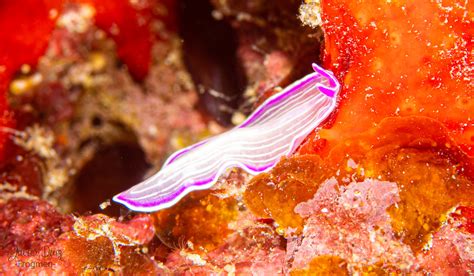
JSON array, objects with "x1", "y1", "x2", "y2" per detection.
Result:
[
  {"x1": 113, "y1": 63, "x2": 340, "y2": 212},
  {"x1": 164, "y1": 64, "x2": 337, "y2": 167}
]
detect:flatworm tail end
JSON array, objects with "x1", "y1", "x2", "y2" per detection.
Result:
[
  {"x1": 112, "y1": 180, "x2": 210, "y2": 212},
  {"x1": 113, "y1": 64, "x2": 340, "y2": 212}
]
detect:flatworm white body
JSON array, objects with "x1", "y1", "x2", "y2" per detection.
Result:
[{"x1": 113, "y1": 64, "x2": 340, "y2": 212}]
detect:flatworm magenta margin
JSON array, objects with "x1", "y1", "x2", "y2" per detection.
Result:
[{"x1": 113, "y1": 64, "x2": 340, "y2": 212}]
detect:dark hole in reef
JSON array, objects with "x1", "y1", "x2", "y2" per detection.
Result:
[
  {"x1": 179, "y1": 0, "x2": 247, "y2": 126},
  {"x1": 71, "y1": 142, "x2": 151, "y2": 216},
  {"x1": 91, "y1": 115, "x2": 103, "y2": 127}
]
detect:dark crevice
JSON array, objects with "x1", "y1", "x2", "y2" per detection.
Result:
[
  {"x1": 71, "y1": 142, "x2": 151, "y2": 216},
  {"x1": 179, "y1": 0, "x2": 247, "y2": 126}
]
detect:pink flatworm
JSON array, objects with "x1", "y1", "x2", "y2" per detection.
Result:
[{"x1": 113, "y1": 64, "x2": 340, "y2": 212}]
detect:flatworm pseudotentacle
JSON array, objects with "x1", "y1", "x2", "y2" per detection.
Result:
[{"x1": 113, "y1": 64, "x2": 340, "y2": 212}]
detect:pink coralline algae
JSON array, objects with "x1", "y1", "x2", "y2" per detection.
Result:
[
  {"x1": 287, "y1": 178, "x2": 474, "y2": 274},
  {"x1": 165, "y1": 223, "x2": 286, "y2": 274},
  {"x1": 288, "y1": 178, "x2": 414, "y2": 272},
  {"x1": 0, "y1": 199, "x2": 160, "y2": 274},
  {"x1": 114, "y1": 64, "x2": 340, "y2": 212},
  {"x1": 417, "y1": 218, "x2": 474, "y2": 274}
]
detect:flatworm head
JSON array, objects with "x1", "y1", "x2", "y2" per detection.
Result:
[{"x1": 113, "y1": 64, "x2": 340, "y2": 212}]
